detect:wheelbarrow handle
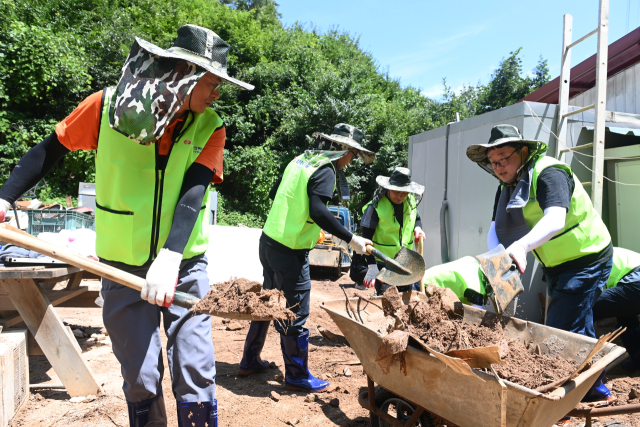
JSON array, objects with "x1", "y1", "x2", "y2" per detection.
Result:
[{"x1": 365, "y1": 244, "x2": 411, "y2": 274}]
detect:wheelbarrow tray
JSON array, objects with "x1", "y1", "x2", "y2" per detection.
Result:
[{"x1": 321, "y1": 292, "x2": 626, "y2": 427}]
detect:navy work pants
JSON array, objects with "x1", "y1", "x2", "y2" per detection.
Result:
[
  {"x1": 259, "y1": 241, "x2": 311, "y2": 336},
  {"x1": 593, "y1": 267, "x2": 640, "y2": 328},
  {"x1": 102, "y1": 255, "x2": 216, "y2": 403},
  {"x1": 545, "y1": 256, "x2": 613, "y2": 338}
]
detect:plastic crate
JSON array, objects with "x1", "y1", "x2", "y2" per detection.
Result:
[{"x1": 27, "y1": 209, "x2": 95, "y2": 236}]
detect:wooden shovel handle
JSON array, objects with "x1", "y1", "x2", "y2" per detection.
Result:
[
  {"x1": 0, "y1": 224, "x2": 199, "y2": 309},
  {"x1": 417, "y1": 238, "x2": 425, "y2": 293}
]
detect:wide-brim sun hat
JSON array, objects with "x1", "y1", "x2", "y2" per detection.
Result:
[
  {"x1": 466, "y1": 124, "x2": 548, "y2": 179},
  {"x1": 312, "y1": 123, "x2": 376, "y2": 164},
  {"x1": 109, "y1": 24, "x2": 253, "y2": 145},
  {"x1": 376, "y1": 167, "x2": 425, "y2": 196},
  {"x1": 136, "y1": 25, "x2": 254, "y2": 91}
]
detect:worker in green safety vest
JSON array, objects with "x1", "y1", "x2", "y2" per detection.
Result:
[
  {"x1": 593, "y1": 247, "x2": 640, "y2": 372},
  {"x1": 0, "y1": 25, "x2": 252, "y2": 426},
  {"x1": 360, "y1": 167, "x2": 425, "y2": 295},
  {"x1": 422, "y1": 256, "x2": 488, "y2": 306},
  {"x1": 237, "y1": 124, "x2": 376, "y2": 393},
  {"x1": 467, "y1": 124, "x2": 614, "y2": 406}
]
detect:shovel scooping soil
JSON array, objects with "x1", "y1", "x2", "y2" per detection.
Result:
[
  {"x1": 378, "y1": 285, "x2": 580, "y2": 390},
  {"x1": 194, "y1": 278, "x2": 296, "y2": 322}
]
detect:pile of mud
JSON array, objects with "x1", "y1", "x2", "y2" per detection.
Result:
[
  {"x1": 380, "y1": 285, "x2": 579, "y2": 390},
  {"x1": 194, "y1": 278, "x2": 295, "y2": 321}
]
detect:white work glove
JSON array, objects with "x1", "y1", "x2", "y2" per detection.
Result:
[
  {"x1": 349, "y1": 234, "x2": 373, "y2": 255},
  {"x1": 364, "y1": 264, "x2": 379, "y2": 288},
  {"x1": 414, "y1": 226, "x2": 425, "y2": 244},
  {"x1": 142, "y1": 248, "x2": 182, "y2": 307},
  {"x1": 506, "y1": 241, "x2": 527, "y2": 274},
  {"x1": 0, "y1": 198, "x2": 10, "y2": 223}
]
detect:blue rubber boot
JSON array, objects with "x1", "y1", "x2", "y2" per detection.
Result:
[
  {"x1": 238, "y1": 321, "x2": 271, "y2": 376},
  {"x1": 281, "y1": 329, "x2": 330, "y2": 392},
  {"x1": 177, "y1": 400, "x2": 217, "y2": 427},
  {"x1": 127, "y1": 394, "x2": 167, "y2": 427},
  {"x1": 619, "y1": 326, "x2": 640, "y2": 372},
  {"x1": 582, "y1": 369, "x2": 615, "y2": 405}
]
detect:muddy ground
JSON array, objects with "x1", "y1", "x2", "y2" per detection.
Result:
[{"x1": 7, "y1": 272, "x2": 640, "y2": 427}]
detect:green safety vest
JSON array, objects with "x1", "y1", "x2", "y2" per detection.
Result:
[
  {"x1": 423, "y1": 256, "x2": 487, "y2": 305},
  {"x1": 523, "y1": 156, "x2": 611, "y2": 268},
  {"x1": 94, "y1": 87, "x2": 223, "y2": 265},
  {"x1": 362, "y1": 196, "x2": 417, "y2": 262},
  {"x1": 605, "y1": 247, "x2": 640, "y2": 289},
  {"x1": 262, "y1": 152, "x2": 337, "y2": 250}
]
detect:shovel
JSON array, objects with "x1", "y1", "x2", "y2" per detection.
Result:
[
  {"x1": 366, "y1": 244, "x2": 426, "y2": 287},
  {"x1": 475, "y1": 244, "x2": 523, "y2": 314},
  {"x1": 0, "y1": 224, "x2": 279, "y2": 320}
]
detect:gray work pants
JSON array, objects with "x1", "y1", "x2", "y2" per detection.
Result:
[{"x1": 102, "y1": 255, "x2": 216, "y2": 403}]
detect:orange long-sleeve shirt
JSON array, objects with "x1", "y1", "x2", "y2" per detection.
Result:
[{"x1": 55, "y1": 90, "x2": 226, "y2": 183}]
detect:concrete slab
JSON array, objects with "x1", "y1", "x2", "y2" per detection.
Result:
[{"x1": 205, "y1": 225, "x2": 263, "y2": 285}]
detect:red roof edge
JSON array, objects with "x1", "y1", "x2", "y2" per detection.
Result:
[{"x1": 518, "y1": 27, "x2": 640, "y2": 105}]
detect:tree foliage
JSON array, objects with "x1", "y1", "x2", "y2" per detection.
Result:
[{"x1": 0, "y1": 0, "x2": 550, "y2": 226}]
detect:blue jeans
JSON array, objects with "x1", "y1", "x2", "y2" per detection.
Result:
[
  {"x1": 259, "y1": 241, "x2": 311, "y2": 336},
  {"x1": 545, "y1": 256, "x2": 613, "y2": 338},
  {"x1": 593, "y1": 267, "x2": 640, "y2": 328}
]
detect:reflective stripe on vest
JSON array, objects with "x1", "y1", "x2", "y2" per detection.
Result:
[
  {"x1": 262, "y1": 153, "x2": 336, "y2": 250},
  {"x1": 363, "y1": 196, "x2": 417, "y2": 262},
  {"x1": 523, "y1": 156, "x2": 611, "y2": 268},
  {"x1": 94, "y1": 87, "x2": 222, "y2": 265},
  {"x1": 423, "y1": 256, "x2": 487, "y2": 304},
  {"x1": 606, "y1": 247, "x2": 640, "y2": 289}
]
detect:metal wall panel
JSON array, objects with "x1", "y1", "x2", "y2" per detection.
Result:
[{"x1": 570, "y1": 62, "x2": 640, "y2": 114}]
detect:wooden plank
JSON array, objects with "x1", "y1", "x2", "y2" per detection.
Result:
[
  {"x1": 0, "y1": 278, "x2": 102, "y2": 396},
  {"x1": 0, "y1": 266, "x2": 81, "y2": 280},
  {"x1": 0, "y1": 288, "x2": 88, "y2": 311},
  {"x1": 56, "y1": 290, "x2": 101, "y2": 308},
  {"x1": 64, "y1": 272, "x2": 84, "y2": 290},
  {"x1": 27, "y1": 330, "x2": 44, "y2": 356}
]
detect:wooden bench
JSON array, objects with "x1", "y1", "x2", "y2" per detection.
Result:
[{"x1": 0, "y1": 266, "x2": 103, "y2": 397}]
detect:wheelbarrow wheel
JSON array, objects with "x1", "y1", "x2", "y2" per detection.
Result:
[{"x1": 370, "y1": 387, "x2": 435, "y2": 427}]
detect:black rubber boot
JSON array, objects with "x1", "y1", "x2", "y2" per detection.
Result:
[{"x1": 127, "y1": 394, "x2": 167, "y2": 427}]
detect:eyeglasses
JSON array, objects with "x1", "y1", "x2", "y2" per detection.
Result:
[
  {"x1": 211, "y1": 81, "x2": 225, "y2": 93},
  {"x1": 489, "y1": 148, "x2": 520, "y2": 169}
]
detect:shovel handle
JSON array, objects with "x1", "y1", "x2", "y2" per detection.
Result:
[
  {"x1": 365, "y1": 244, "x2": 411, "y2": 274},
  {"x1": 0, "y1": 224, "x2": 198, "y2": 310}
]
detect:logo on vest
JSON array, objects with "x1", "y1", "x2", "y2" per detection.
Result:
[
  {"x1": 184, "y1": 140, "x2": 192, "y2": 145},
  {"x1": 193, "y1": 146, "x2": 203, "y2": 155}
]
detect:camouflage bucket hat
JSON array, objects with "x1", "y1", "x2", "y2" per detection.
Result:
[
  {"x1": 312, "y1": 123, "x2": 376, "y2": 164},
  {"x1": 466, "y1": 124, "x2": 548, "y2": 180},
  {"x1": 109, "y1": 25, "x2": 253, "y2": 145}
]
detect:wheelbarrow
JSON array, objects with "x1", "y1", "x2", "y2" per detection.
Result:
[{"x1": 321, "y1": 292, "x2": 626, "y2": 427}]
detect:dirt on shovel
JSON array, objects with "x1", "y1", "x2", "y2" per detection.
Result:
[
  {"x1": 194, "y1": 278, "x2": 296, "y2": 321},
  {"x1": 379, "y1": 285, "x2": 579, "y2": 390}
]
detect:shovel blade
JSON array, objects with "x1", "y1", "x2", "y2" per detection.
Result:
[
  {"x1": 475, "y1": 244, "x2": 523, "y2": 313},
  {"x1": 376, "y1": 247, "x2": 426, "y2": 287}
]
